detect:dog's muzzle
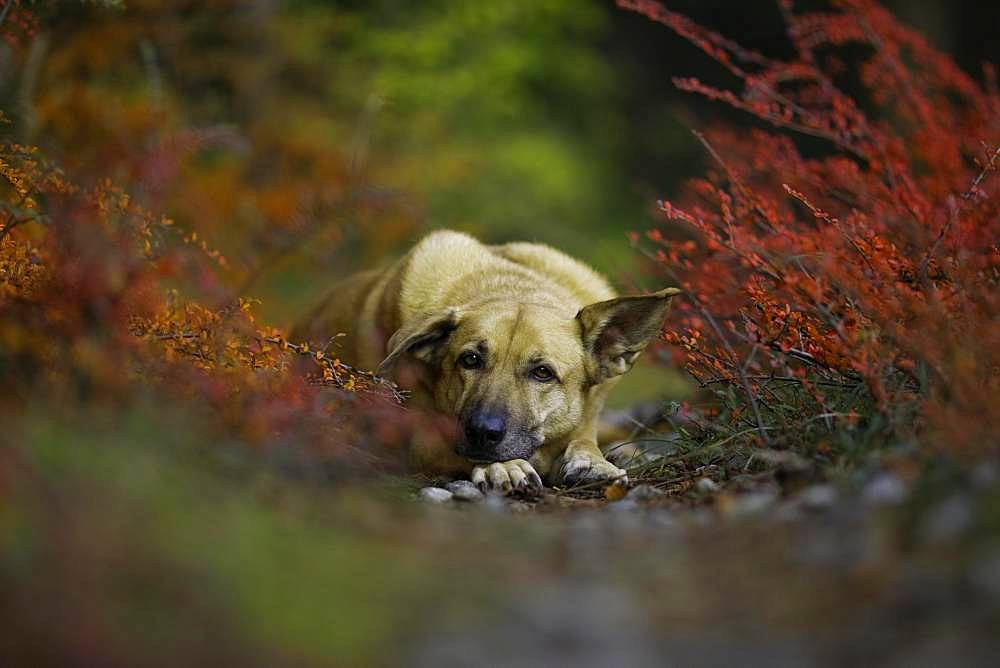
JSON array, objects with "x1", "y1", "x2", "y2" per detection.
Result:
[{"x1": 456, "y1": 408, "x2": 538, "y2": 462}]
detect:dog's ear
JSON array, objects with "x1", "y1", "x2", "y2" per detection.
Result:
[
  {"x1": 577, "y1": 287, "x2": 681, "y2": 383},
  {"x1": 377, "y1": 309, "x2": 461, "y2": 376}
]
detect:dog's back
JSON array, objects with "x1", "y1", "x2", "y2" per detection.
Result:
[
  {"x1": 490, "y1": 239, "x2": 616, "y2": 307},
  {"x1": 293, "y1": 230, "x2": 616, "y2": 368},
  {"x1": 399, "y1": 230, "x2": 615, "y2": 318}
]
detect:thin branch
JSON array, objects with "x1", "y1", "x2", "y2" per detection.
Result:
[
  {"x1": 699, "y1": 306, "x2": 773, "y2": 445},
  {"x1": 263, "y1": 336, "x2": 407, "y2": 403},
  {"x1": 963, "y1": 145, "x2": 1000, "y2": 200},
  {"x1": 920, "y1": 144, "x2": 1000, "y2": 277},
  {"x1": 138, "y1": 328, "x2": 407, "y2": 403}
]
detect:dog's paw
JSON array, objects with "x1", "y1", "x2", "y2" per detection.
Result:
[
  {"x1": 470, "y1": 459, "x2": 544, "y2": 494},
  {"x1": 559, "y1": 451, "x2": 628, "y2": 487}
]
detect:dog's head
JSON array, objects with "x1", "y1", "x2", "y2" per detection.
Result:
[{"x1": 377, "y1": 288, "x2": 680, "y2": 463}]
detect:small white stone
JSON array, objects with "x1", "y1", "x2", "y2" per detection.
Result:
[
  {"x1": 921, "y1": 493, "x2": 973, "y2": 544},
  {"x1": 862, "y1": 473, "x2": 908, "y2": 506},
  {"x1": 727, "y1": 490, "x2": 778, "y2": 518},
  {"x1": 626, "y1": 484, "x2": 665, "y2": 502},
  {"x1": 798, "y1": 484, "x2": 838, "y2": 509},
  {"x1": 695, "y1": 477, "x2": 720, "y2": 493},
  {"x1": 419, "y1": 487, "x2": 453, "y2": 503},
  {"x1": 446, "y1": 480, "x2": 485, "y2": 502},
  {"x1": 606, "y1": 499, "x2": 640, "y2": 513}
]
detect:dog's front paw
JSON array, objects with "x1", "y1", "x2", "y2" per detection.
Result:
[
  {"x1": 559, "y1": 450, "x2": 628, "y2": 487},
  {"x1": 470, "y1": 459, "x2": 544, "y2": 494}
]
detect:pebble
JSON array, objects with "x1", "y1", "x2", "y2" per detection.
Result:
[
  {"x1": 695, "y1": 477, "x2": 720, "y2": 493},
  {"x1": 446, "y1": 480, "x2": 486, "y2": 502},
  {"x1": 920, "y1": 493, "x2": 973, "y2": 544},
  {"x1": 419, "y1": 486, "x2": 453, "y2": 503},
  {"x1": 724, "y1": 490, "x2": 779, "y2": 518},
  {"x1": 862, "y1": 472, "x2": 908, "y2": 506},
  {"x1": 798, "y1": 484, "x2": 838, "y2": 510},
  {"x1": 606, "y1": 498, "x2": 640, "y2": 513},
  {"x1": 626, "y1": 484, "x2": 666, "y2": 502}
]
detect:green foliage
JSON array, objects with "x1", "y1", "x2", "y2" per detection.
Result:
[{"x1": 282, "y1": 0, "x2": 639, "y2": 274}]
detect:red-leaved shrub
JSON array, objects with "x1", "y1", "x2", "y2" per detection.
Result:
[{"x1": 621, "y1": 0, "x2": 999, "y2": 458}]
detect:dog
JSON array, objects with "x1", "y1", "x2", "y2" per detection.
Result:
[{"x1": 292, "y1": 230, "x2": 679, "y2": 492}]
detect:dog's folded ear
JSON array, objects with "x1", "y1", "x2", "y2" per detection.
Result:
[
  {"x1": 377, "y1": 309, "x2": 461, "y2": 376},
  {"x1": 577, "y1": 287, "x2": 681, "y2": 383}
]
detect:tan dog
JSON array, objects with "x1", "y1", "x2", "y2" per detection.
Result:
[{"x1": 293, "y1": 230, "x2": 679, "y2": 492}]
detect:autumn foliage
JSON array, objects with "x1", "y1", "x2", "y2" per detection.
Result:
[
  {"x1": 0, "y1": 3, "x2": 410, "y2": 472},
  {"x1": 622, "y1": 0, "x2": 999, "y2": 458}
]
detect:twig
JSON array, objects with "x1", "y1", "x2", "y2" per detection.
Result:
[
  {"x1": 0, "y1": 213, "x2": 37, "y2": 241},
  {"x1": 138, "y1": 327, "x2": 407, "y2": 403},
  {"x1": 964, "y1": 144, "x2": 1000, "y2": 200},
  {"x1": 264, "y1": 336, "x2": 408, "y2": 403},
  {"x1": 783, "y1": 184, "x2": 879, "y2": 279},
  {"x1": 699, "y1": 374, "x2": 860, "y2": 389},
  {"x1": 920, "y1": 144, "x2": 1000, "y2": 277},
  {"x1": 699, "y1": 307, "x2": 772, "y2": 445},
  {"x1": 692, "y1": 130, "x2": 780, "y2": 236}
]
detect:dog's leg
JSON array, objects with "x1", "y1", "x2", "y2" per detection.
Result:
[
  {"x1": 555, "y1": 438, "x2": 628, "y2": 487},
  {"x1": 550, "y1": 383, "x2": 628, "y2": 487}
]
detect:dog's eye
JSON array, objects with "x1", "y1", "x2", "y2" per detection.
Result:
[
  {"x1": 530, "y1": 365, "x2": 556, "y2": 382},
  {"x1": 458, "y1": 351, "x2": 484, "y2": 370}
]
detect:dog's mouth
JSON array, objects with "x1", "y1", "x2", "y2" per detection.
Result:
[
  {"x1": 453, "y1": 443, "x2": 502, "y2": 463},
  {"x1": 461, "y1": 455, "x2": 497, "y2": 464}
]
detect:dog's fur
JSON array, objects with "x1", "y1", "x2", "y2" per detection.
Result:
[{"x1": 293, "y1": 230, "x2": 679, "y2": 491}]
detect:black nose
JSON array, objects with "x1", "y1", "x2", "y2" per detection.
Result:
[{"x1": 464, "y1": 412, "x2": 507, "y2": 450}]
